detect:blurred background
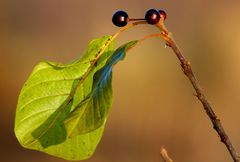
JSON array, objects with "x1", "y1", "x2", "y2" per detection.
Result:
[{"x1": 1, "y1": 0, "x2": 240, "y2": 162}]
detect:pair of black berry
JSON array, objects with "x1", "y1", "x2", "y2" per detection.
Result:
[
  {"x1": 145, "y1": 9, "x2": 167, "y2": 24},
  {"x1": 112, "y1": 9, "x2": 167, "y2": 27}
]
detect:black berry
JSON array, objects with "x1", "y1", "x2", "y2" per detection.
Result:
[
  {"x1": 158, "y1": 10, "x2": 167, "y2": 20},
  {"x1": 112, "y1": 10, "x2": 129, "y2": 27},
  {"x1": 145, "y1": 9, "x2": 160, "y2": 25}
]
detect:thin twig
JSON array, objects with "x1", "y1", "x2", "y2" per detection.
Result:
[
  {"x1": 112, "y1": 17, "x2": 239, "y2": 162},
  {"x1": 155, "y1": 21, "x2": 239, "y2": 162},
  {"x1": 160, "y1": 146, "x2": 174, "y2": 162}
]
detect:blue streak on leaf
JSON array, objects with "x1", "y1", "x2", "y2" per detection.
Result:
[{"x1": 93, "y1": 40, "x2": 137, "y2": 91}]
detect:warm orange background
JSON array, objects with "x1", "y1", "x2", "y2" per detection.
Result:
[{"x1": 1, "y1": 1, "x2": 240, "y2": 162}]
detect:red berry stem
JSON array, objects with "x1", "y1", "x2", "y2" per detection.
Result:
[{"x1": 129, "y1": 18, "x2": 146, "y2": 21}]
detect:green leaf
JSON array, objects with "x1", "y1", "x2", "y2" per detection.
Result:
[{"x1": 14, "y1": 34, "x2": 138, "y2": 160}]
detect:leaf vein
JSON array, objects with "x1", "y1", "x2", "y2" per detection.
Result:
[
  {"x1": 21, "y1": 78, "x2": 80, "y2": 97},
  {"x1": 17, "y1": 108, "x2": 56, "y2": 126},
  {"x1": 19, "y1": 93, "x2": 69, "y2": 111}
]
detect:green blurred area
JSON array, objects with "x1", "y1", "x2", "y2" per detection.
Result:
[{"x1": 1, "y1": 0, "x2": 240, "y2": 162}]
